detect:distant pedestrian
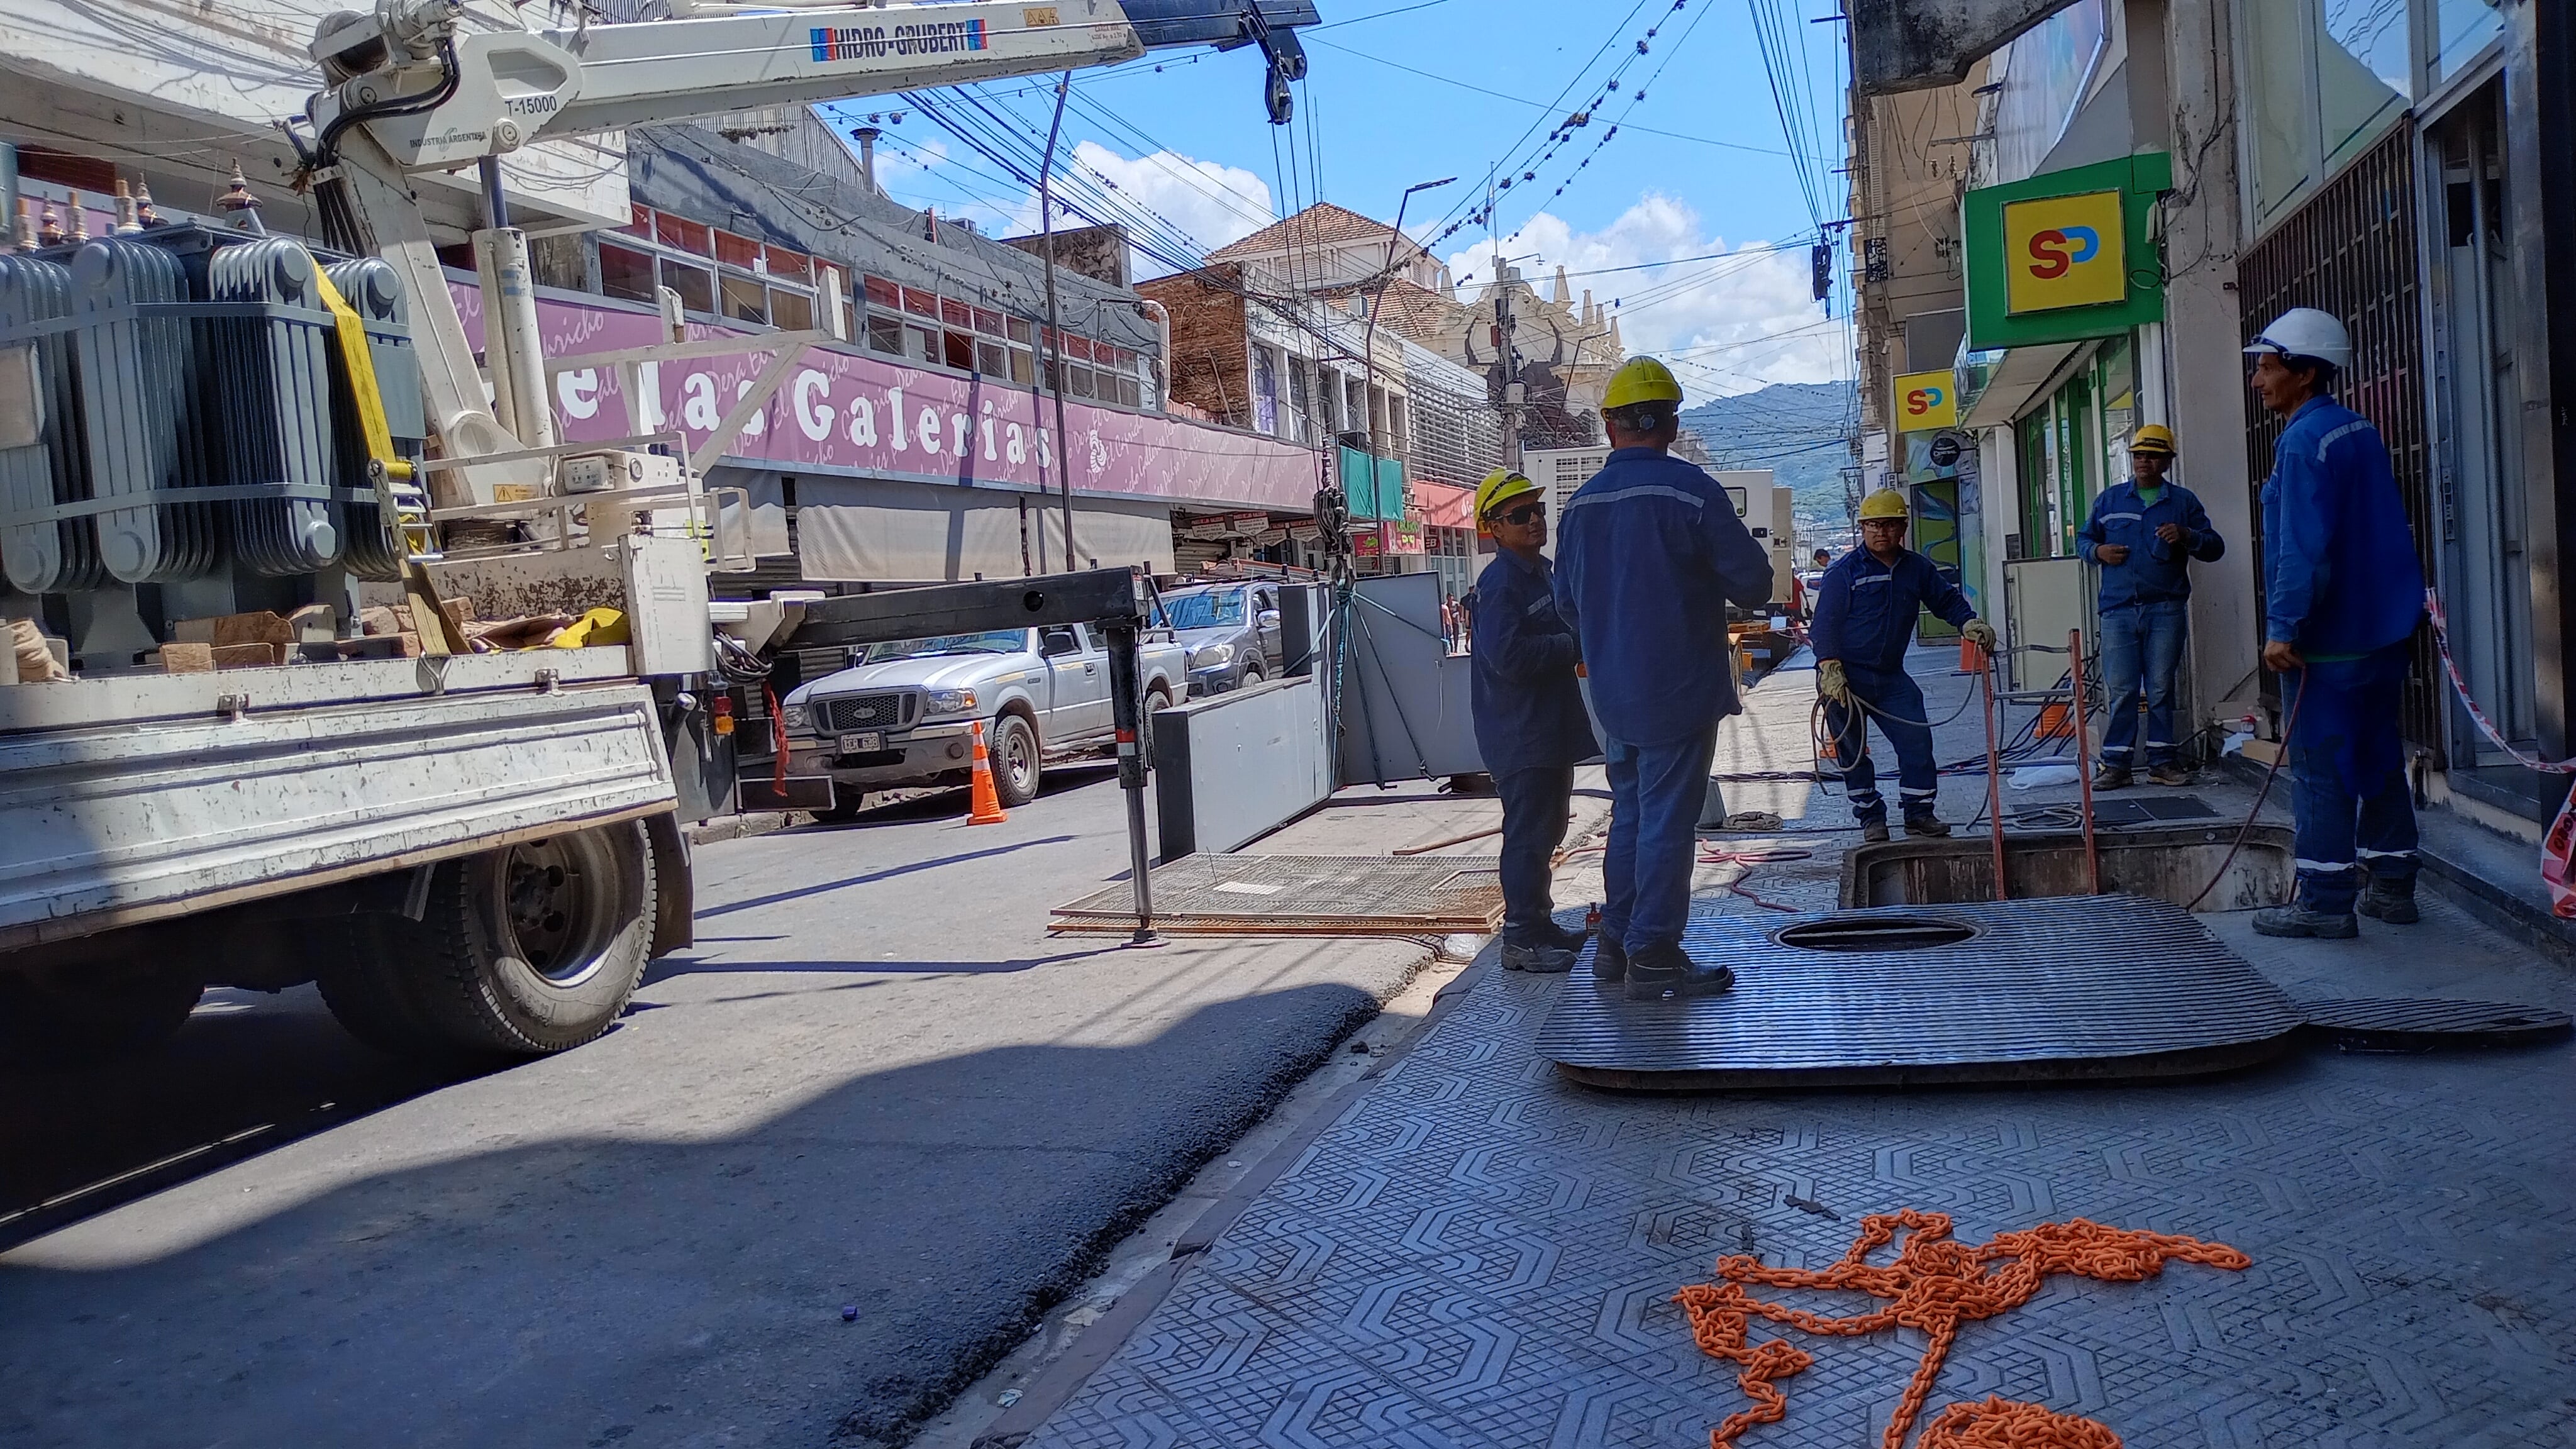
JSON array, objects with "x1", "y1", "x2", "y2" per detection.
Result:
[
  {"x1": 2077, "y1": 423, "x2": 2224, "y2": 790},
  {"x1": 2243, "y1": 307, "x2": 2426, "y2": 940},
  {"x1": 1441, "y1": 592, "x2": 1462, "y2": 652},
  {"x1": 1555, "y1": 358, "x2": 1775, "y2": 1001},
  {"x1": 1468, "y1": 469, "x2": 1598, "y2": 974}
]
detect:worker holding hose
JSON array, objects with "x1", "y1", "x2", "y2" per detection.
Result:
[
  {"x1": 1468, "y1": 468, "x2": 1599, "y2": 974},
  {"x1": 1811, "y1": 488, "x2": 1997, "y2": 843},
  {"x1": 2077, "y1": 424, "x2": 2226, "y2": 789},
  {"x1": 1555, "y1": 358, "x2": 1777, "y2": 1001},
  {"x1": 2245, "y1": 308, "x2": 2426, "y2": 939}
]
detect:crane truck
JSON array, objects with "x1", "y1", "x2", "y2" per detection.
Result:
[{"x1": 0, "y1": 0, "x2": 1315, "y2": 1061}]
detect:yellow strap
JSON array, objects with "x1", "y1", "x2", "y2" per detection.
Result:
[{"x1": 309, "y1": 264, "x2": 414, "y2": 484}]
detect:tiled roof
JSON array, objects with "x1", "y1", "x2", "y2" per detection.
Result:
[
  {"x1": 1208, "y1": 202, "x2": 1401, "y2": 261},
  {"x1": 1375, "y1": 278, "x2": 1474, "y2": 344}
]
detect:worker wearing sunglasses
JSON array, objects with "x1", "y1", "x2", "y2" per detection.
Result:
[{"x1": 1469, "y1": 469, "x2": 1598, "y2": 974}]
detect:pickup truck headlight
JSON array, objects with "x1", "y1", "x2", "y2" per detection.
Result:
[
  {"x1": 924, "y1": 687, "x2": 978, "y2": 714},
  {"x1": 781, "y1": 702, "x2": 811, "y2": 733},
  {"x1": 1189, "y1": 642, "x2": 1235, "y2": 669}
]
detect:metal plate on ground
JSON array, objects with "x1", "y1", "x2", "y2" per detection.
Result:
[
  {"x1": 1540, "y1": 895, "x2": 2306, "y2": 1089},
  {"x1": 2299, "y1": 996, "x2": 2575, "y2": 1050},
  {"x1": 1050, "y1": 853, "x2": 1503, "y2": 936}
]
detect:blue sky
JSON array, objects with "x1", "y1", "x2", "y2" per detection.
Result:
[{"x1": 821, "y1": 0, "x2": 1853, "y2": 397}]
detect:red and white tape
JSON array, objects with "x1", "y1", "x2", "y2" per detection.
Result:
[{"x1": 2424, "y1": 587, "x2": 2576, "y2": 774}]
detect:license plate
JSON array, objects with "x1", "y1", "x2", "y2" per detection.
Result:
[{"x1": 837, "y1": 731, "x2": 884, "y2": 753}]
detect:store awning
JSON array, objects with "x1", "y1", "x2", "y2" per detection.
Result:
[{"x1": 1959, "y1": 339, "x2": 2093, "y2": 430}]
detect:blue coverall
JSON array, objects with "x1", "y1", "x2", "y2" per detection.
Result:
[
  {"x1": 1809, "y1": 548, "x2": 1979, "y2": 825},
  {"x1": 1469, "y1": 548, "x2": 1599, "y2": 947},
  {"x1": 2075, "y1": 479, "x2": 2226, "y2": 770},
  {"x1": 1553, "y1": 447, "x2": 1775, "y2": 955},
  {"x1": 2262, "y1": 396, "x2": 2428, "y2": 915}
]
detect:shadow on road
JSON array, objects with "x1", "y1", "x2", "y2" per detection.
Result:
[
  {"x1": 0, "y1": 984, "x2": 1386, "y2": 1449},
  {"x1": 694, "y1": 836, "x2": 1079, "y2": 920},
  {"x1": 643, "y1": 946, "x2": 1123, "y2": 987}
]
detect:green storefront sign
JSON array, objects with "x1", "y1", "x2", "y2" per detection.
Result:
[{"x1": 1963, "y1": 153, "x2": 2172, "y2": 350}]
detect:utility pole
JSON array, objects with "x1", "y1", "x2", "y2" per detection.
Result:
[
  {"x1": 1360, "y1": 177, "x2": 1455, "y2": 508},
  {"x1": 1496, "y1": 279, "x2": 1523, "y2": 470},
  {"x1": 1038, "y1": 71, "x2": 1074, "y2": 572}
]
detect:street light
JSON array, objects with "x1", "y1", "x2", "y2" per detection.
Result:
[{"x1": 1361, "y1": 175, "x2": 1457, "y2": 480}]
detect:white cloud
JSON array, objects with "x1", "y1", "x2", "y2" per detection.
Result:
[
  {"x1": 1441, "y1": 194, "x2": 1847, "y2": 398},
  {"x1": 875, "y1": 133, "x2": 1275, "y2": 280}
]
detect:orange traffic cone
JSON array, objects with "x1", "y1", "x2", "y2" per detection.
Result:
[{"x1": 965, "y1": 719, "x2": 1009, "y2": 824}]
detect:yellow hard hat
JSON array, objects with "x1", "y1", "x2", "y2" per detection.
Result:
[
  {"x1": 1858, "y1": 487, "x2": 1910, "y2": 521},
  {"x1": 1602, "y1": 357, "x2": 1684, "y2": 411},
  {"x1": 1475, "y1": 468, "x2": 1543, "y2": 519},
  {"x1": 2129, "y1": 423, "x2": 2178, "y2": 456}
]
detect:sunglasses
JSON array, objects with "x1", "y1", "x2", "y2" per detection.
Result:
[{"x1": 1497, "y1": 502, "x2": 1546, "y2": 526}]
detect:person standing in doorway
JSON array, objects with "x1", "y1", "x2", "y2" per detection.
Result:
[
  {"x1": 2077, "y1": 424, "x2": 2226, "y2": 789},
  {"x1": 2245, "y1": 308, "x2": 2428, "y2": 938},
  {"x1": 1468, "y1": 469, "x2": 1597, "y2": 972},
  {"x1": 1809, "y1": 489, "x2": 1997, "y2": 842},
  {"x1": 1555, "y1": 358, "x2": 1776, "y2": 1001}
]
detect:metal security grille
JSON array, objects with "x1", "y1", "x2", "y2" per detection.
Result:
[
  {"x1": 819, "y1": 692, "x2": 914, "y2": 733},
  {"x1": 1050, "y1": 855, "x2": 1503, "y2": 935},
  {"x1": 2237, "y1": 123, "x2": 2443, "y2": 755}
]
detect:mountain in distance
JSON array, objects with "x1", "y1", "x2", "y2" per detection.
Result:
[{"x1": 1680, "y1": 380, "x2": 1857, "y2": 528}]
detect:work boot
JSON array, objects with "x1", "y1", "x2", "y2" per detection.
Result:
[
  {"x1": 1624, "y1": 941, "x2": 1735, "y2": 1001},
  {"x1": 2251, "y1": 904, "x2": 2359, "y2": 939},
  {"x1": 1501, "y1": 940, "x2": 1577, "y2": 973},
  {"x1": 1904, "y1": 815, "x2": 1952, "y2": 838},
  {"x1": 1592, "y1": 936, "x2": 1628, "y2": 984},
  {"x1": 2357, "y1": 877, "x2": 2420, "y2": 925},
  {"x1": 2146, "y1": 762, "x2": 2193, "y2": 787},
  {"x1": 2092, "y1": 763, "x2": 2134, "y2": 791},
  {"x1": 1539, "y1": 919, "x2": 1591, "y2": 952},
  {"x1": 1860, "y1": 818, "x2": 1891, "y2": 844}
]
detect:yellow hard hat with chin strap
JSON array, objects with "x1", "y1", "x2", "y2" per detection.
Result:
[
  {"x1": 1475, "y1": 468, "x2": 1543, "y2": 519},
  {"x1": 1602, "y1": 357, "x2": 1684, "y2": 411},
  {"x1": 1858, "y1": 487, "x2": 1910, "y2": 522},
  {"x1": 2129, "y1": 423, "x2": 2178, "y2": 456}
]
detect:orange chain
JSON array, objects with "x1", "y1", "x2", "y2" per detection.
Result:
[{"x1": 1674, "y1": 1209, "x2": 2250, "y2": 1449}]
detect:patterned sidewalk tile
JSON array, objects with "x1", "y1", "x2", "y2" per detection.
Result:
[{"x1": 1026, "y1": 911, "x2": 2576, "y2": 1449}]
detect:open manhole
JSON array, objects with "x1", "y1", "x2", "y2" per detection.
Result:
[{"x1": 1775, "y1": 914, "x2": 1977, "y2": 952}]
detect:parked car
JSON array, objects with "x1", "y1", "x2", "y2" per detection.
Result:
[
  {"x1": 778, "y1": 625, "x2": 1189, "y2": 814},
  {"x1": 1158, "y1": 580, "x2": 1285, "y2": 696}
]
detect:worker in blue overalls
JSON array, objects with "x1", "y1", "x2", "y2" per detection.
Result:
[
  {"x1": 1468, "y1": 467, "x2": 1599, "y2": 973},
  {"x1": 2245, "y1": 307, "x2": 2427, "y2": 938},
  {"x1": 1809, "y1": 488, "x2": 1997, "y2": 843},
  {"x1": 2075, "y1": 423, "x2": 2227, "y2": 789},
  {"x1": 1555, "y1": 358, "x2": 1777, "y2": 1001}
]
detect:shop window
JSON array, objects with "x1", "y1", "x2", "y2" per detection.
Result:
[
  {"x1": 2238, "y1": 1, "x2": 2414, "y2": 233},
  {"x1": 767, "y1": 247, "x2": 811, "y2": 284},
  {"x1": 663, "y1": 260, "x2": 716, "y2": 316},
  {"x1": 867, "y1": 311, "x2": 907, "y2": 355},
  {"x1": 864, "y1": 275, "x2": 901, "y2": 308},
  {"x1": 902, "y1": 287, "x2": 938, "y2": 318},
  {"x1": 770, "y1": 289, "x2": 814, "y2": 331},
  {"x1": 972, "y1": 307, "x2": 1004, "y2": 336},
  {"x1": 976, "y1": 338, "x2": 1010, "y2": 376},
  {"x1": 1067, "y1": 363, "x2": 1096, "y2": 399},
  {"x1": 722, "y1": 273, "x2": 770, "y2": 325},
  {"x1": 1008, "y1": 316, "x2": 1035, "y2": 345},
  {"x1": 620, "y1": 204, "x2": 653, "y2": 238},
  {"x1": 600, "y1": 242, "x2": 657, "y2": 303},
  {"x1": 944, "y1": 330, "x2": 974, "y2": 371},
  {"x1": 906, "y1": 323, "x2": 939, "y2": 364},
  {"x1": 1067, "y1": 335, "x2": 1094, "y2": 362},
  {"x1": 1112, "y1": 372, "x2": 1141, "y2": 408},
  {"x1": 435, "y1": 242, "x2": 474, "y2": 273},
  {"x1": 1008, "y1": 345, "x2": 1035, "y2": 386},
  {"x1": 530, "y1": 234, "x2": 589, "y2": 292},
  {"x1": 2430, "y1": 0, "x2": 2504, "y2": 83},
  {"x1": 941, "y1": 297, "x2": 972, "y2": 329},
  {"x1": 715, "y1": 230, "x2": 762, "y2": 271},
  {"x1": 655, "y1": 212, "x2": 712, "y2": 256}
]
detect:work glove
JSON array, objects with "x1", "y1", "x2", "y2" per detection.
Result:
[
  {"x1": 1818, "y1": 658, "x2": 1854, "y2": 706},
  {"x1": 1961, "y1": 618, "x2": 1999, "y2": 655}
]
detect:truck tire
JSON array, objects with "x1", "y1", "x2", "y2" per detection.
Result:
[
  {"x1": 992, "y1": 710, "x2": 1042, "y2": 808},
  {"x1": 321, "y1": 821, "x2": 657, "y2": 1058},
  {"x1": 1141, "y1": 685, "x2": 1170, "y2": 763},
  {"x1": 0, "y1": 962, "x2": 203, "y2": 1062}
]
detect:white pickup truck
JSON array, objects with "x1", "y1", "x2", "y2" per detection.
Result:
[{"x1": 779, "y1": 625, "x2": 1188, "y2": 813}]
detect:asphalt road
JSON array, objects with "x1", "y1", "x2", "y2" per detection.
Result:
[{"x1": 0, "y1": 765, "x2": 1435, "y2": 1449}]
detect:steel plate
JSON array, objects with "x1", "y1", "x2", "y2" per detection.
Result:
[
  {"x1": 1540, "y1": 895, "x2": 2306, "y2": 1089},
  {"x1": 2298, "y1": 996, "x2": 2575, "y2": 1050}
]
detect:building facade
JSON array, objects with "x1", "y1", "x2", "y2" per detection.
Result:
[{"x1": 1845, "y1": 0, "x2": 2576, "y2": 841}]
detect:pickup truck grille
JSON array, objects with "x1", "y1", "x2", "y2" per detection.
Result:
[{"x1": 818, "y1": 692, "x2": 916, "y2": 733}]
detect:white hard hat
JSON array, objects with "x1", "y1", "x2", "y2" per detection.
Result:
[{"x1": 2244, "y1": 307, "x2": 2353, "y2": 371}]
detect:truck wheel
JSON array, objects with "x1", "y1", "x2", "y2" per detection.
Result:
[
  {"x1": 1141, "y1": 686, "x2": 1171, "y2": 763},
  {"x1": 323, "y1": 821, "x2": 657, "y2": 1058},
  {"x1": 992, "y1": 711, "x2": 1042, "y2": 807},
  {"x1": 0, "y1": 963, "x2": 203, "y2": 1062}
]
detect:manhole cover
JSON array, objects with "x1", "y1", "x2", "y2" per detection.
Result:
[
  {"x1": 2299, "y1": 997, "x2": 2573, "y2": 1050},
  {"x1": 1538, "y1": 895, "x2": 2305, "y2": 1089}
]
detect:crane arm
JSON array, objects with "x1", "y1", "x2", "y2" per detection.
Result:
[{"x1": 311, "y1": 0, "x2": 1318, "y2": 170}]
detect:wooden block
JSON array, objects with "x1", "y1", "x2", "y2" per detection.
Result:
[
  {"x1": 211, "y1": 642, "x2": 286, "y2": 670},
  {"x1": 172, "y1": 611, "x2": 296, "y2": 649},
  {"x1": 358, "y1": 606, "x2": 403, "y2": 638},
  {"x1": 440, "y1": 595, "x2": 476, "y2": 625},
  {"x1": 2238, "y1": 738, "x2": 2284, "y2": 766},
  {"x1": 159, "y1": 642, "x2": 215, "y2": 674},
  {"x1": 287, "y1": 602, "x2": 338, "y2": 640}
]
